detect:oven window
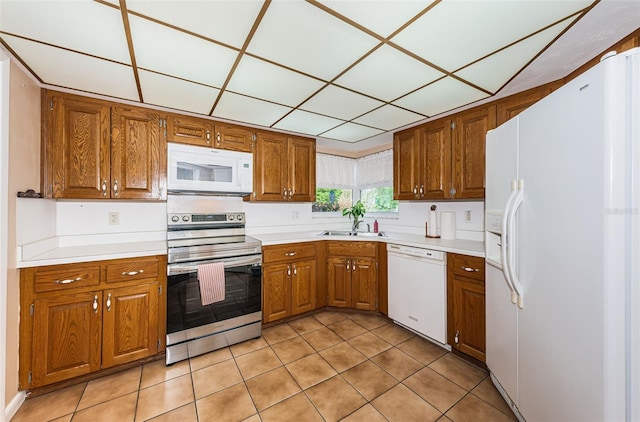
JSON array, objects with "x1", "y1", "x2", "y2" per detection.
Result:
[
  {"x1": 167, "y1": 264, "x2": 261, "y2": 334},
  {"x1": 177, "y1": 161, "x2": 232, "y2": 183}
]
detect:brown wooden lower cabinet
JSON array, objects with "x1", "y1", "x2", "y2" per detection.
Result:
[
  {"x1": 19, "y1": 255, "x2": 166, "y2": 389},
  {"x1": 327, "y1": 241, "x2": 377, "y2": 311},
  {"x1": 262, "y1": 243, "x2": 317, "y2": 323},
  {"x1": 447, "y1": 253, "x2": 486, "y2": 362}
]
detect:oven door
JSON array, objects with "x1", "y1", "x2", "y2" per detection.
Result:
[{"x1": 166, "y1": 254, "x2": 262, "y2": 346}]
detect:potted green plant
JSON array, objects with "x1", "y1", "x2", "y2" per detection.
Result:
[{"x1": 342, "y1": 200, "x2": 366, "y2": 232}]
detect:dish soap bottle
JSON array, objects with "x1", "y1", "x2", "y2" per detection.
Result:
[{"x1": 373, "y1": 219, "x2": 379, "y2": 233}]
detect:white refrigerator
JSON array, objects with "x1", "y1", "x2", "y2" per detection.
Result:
[{"x1": 485, "y1": 48, "x2": 639, "y2": 421}]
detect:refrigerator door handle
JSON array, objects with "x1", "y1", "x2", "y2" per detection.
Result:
[
  {"x1": 502, "y1": 180, "x2": 519, "y2": 304},
  {"x1": 507, "y1": 179, "x2": 525, "y2": 308}
]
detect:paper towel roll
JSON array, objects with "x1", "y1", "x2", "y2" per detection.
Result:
[
  {"x1": 440, "y1": 212, "x2": 456, "y2": 239},
  {"x1": 428, "y1": 210, "x2": 437, "y2": 237}
]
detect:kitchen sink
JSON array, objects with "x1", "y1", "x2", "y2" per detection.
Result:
[{"x1": 318, "y1": 230, "x2": 387, "y2": 237}]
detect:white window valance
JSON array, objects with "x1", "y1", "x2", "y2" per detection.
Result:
[
  {"x1": 316, "y1": 153, "x2": 356, "y2": 189},
  {"x1": 356, "y1": 149, "x2": 393, "y2": 189}
]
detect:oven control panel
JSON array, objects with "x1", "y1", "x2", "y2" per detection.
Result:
[{"x1": 168, "y1": 212, "x2": 245, "y2": 227}]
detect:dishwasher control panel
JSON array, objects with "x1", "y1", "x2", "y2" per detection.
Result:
[{"x1": 387, "y1": 244, "x2": 445, "y2": 261}]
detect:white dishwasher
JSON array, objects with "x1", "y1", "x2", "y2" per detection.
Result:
[{"x1": 387, "y1": 243, "x2": 447, "y2": 345}]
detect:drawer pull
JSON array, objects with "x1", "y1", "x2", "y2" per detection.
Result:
[
  {"x1": 121, "y1": 270, "x2": 144, "y2": 276},
  {"x1": 106, "y1": 293, "x2": 112, "y2": 311},
  {"x1": 284, "y1": 252, "x2": 297, "y2": 257},
  {"x1": 92, "y1": 295, "x2": 98, "y2": 314},
  {"x1": 54, "y1": 277, "x2": 81, "y2": 284},
  {"x1": 462, "y1": 267, "x2": 480, "y2": 272}
]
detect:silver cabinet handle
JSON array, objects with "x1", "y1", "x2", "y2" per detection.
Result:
[
  {"x1": 206, "y1": 130, "x2": 211, "y2": 144},
  {"x1": 454, "y1": 330, "x2": 459, "y2": 345},
  {"x1": 54, "y1": 276, "x2": 81, "y2": 284},
  {"x1": 283, "y1": 188, "x2": 287, "y2": 199},
  {"x1": 113, "y1": 180, "x2": 118, "y2": 196},
  {"x1": 346, "y1": 260, "x2": 350, "y2": 271},
  {"x1": 450, "y1": 187, "x2": 456, "y2": 197},
  {"x1": 352, "y1": 259, "x2": 356, "y2": 273},
  {"x1": 102, "y1": 179, "x2": 107, "y2": 196},
  {"x1": 284, "y1": 252, "x2": 297, "y2": 257},
  {"x1": 293, "y1": 264, "x2": 297, "y2": 276},
  {"x1": 93, "y1": 295, "x2": 99, "y2": 314},
  {"x1": 288, "y1": 188, "x2": 293, "y2": 199},
  {"x1": 287, "y1": 265, "x2": 291, "y2": 277},
  {"x1": 106, "y1": 293, "x2": 111, "y2": 311},
  {"x1": 121, "y1": 270, "x2": 144, "y2": 276},
  {"x1": 420, "y1": 185, "x2": 424, "y2": 196},
  {"x1": 413, "y1": 185, "x2": 418, "y2": 196},
  {"x1": 462, "y1": 267, "x2": 480, "y2": 272},
  {"x1": 216, "y1": 132, "x2": 221, "y2": 145}
]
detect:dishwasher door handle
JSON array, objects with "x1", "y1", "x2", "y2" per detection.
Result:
[{"x1": 388, "y1": 251, "x2": 444, "y2": 264}]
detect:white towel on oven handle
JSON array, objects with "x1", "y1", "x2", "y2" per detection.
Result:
[{"x1": 198, "y1": 262, "x2": 225, "y2": 305}]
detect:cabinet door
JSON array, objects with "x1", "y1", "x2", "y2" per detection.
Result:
[
  {"x1": 45, "y1": 94, "x2": 110, "y2": 199},
  {"x1": 111, "y1": 106, "x2": 165, "y2": 200},
  {"x1": 452, "y1": 106, "x2": 495, "y2": 199},
  {"x1": 254, "y1": 132, "x2": 289, "y2": 201},
  {"x1": 31, "y1": 292, "x2": 102, "y2": 387},
  {"x1": 291, "y1": 259, "x2": 316, "y2": 316},
  {"x1": 351, "y1": 258, "x2": 377, "y2": 310},
  {"x1": 262, "y1": 263, "x2": 291, "y2": 323},
  {"x1": 393, "y1": 129, "x2": 420, "y2": 200},
  {"x1": 167, "y1": 114, "x2": 213, "y2": 147},
  {"x1": 420, "y1": 119, "x2": 452, "y2": 200},
  {"x1": 496, "y1": 86, "x2": 554, "y2": 125},
  {"x1": 327, "y1": 257, "x2": 350, "y2": 308},
  {"x1": 451, "y1": 276, "x2": 486, "y2": 362},
  {"x1": 102, "y1": 283, "x2": 159, "y2": 368},
  {"x1": 288, "y1": 137, "x2": 316, "y2": 202},
  {"x1": 215, "y1": 123, "x2": 254, "y2": 152}
]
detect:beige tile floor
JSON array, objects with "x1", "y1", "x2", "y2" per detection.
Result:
[{"x1": 12, "y1": 311, "x2": 515, "y2": 422}]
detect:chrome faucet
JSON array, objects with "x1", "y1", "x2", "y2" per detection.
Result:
[{"x1": 366, "y1": 223, "x2": 370, "y2": 232}]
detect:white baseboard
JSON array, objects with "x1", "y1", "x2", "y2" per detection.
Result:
[{"x1": 5, "y1": 391, "x2": 25, "y2": 422}]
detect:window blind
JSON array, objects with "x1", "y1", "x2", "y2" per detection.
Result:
[
  {"x1": 356, "y1": 149, "x2": 393, "y2": 189},
  {"x1": 316, "y1": 153, "x2": 355, "y2": 188}
]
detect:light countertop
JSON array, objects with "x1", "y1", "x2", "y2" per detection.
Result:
[
  {"x1": 251, "y1": 231, "x2": 485, "y2": 258},
  {"x1": 17, "y1": 240, "x2": 167, "y2": 268}
]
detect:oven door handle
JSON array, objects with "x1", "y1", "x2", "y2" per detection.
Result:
[{"x1": 167, "y1": 255, "x2": 261, "y2": 276}]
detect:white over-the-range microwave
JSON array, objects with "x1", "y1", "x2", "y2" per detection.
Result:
[{"x1": 167, "y1": 143, "x2": 253, "y2": 195}]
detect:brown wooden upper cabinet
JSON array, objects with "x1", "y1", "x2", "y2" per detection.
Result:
[
  {"x1": 251, "y1": 131, "x2": 315, "y2": 202},
  {"x1": 42, "y1": 91, "x2": 167, "y2": 200},
  {"x1": 393, "y1": 105, "x2": 495, "y2": 200},
  {"x1": 166, "y1": 114, "x2": 254, "y2": 153}
]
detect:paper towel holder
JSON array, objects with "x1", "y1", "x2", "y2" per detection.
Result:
[{"x1": 425, "y1": 222, "x2": 440, "y2": 238}]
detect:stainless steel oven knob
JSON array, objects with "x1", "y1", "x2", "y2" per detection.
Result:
[
  {"x1": 236, "y1": 214, "x2": 243, "y2": 221},
  {"x1": 171, "y1": 216, "x2": 179, "y2": 223},
  {"x1": 228, "y1": 215, "x2": 235, "y2": 221},
  {"x1": 182, "y1": 215, "x2": 190, "y2": 222}
]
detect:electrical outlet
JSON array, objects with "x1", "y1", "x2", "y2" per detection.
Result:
[
  {"x1": 108, "y1": 212, "x2": 120, "y2": 225},
  {"x1": 465, "y1": 210, "x2": 472, "y2": 222},
  {"x1": 292, "y1": 210, "x2": 299, "y2": 220}
]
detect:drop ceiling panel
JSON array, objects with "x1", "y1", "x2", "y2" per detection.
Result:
[
  {"x1": 129, "y1": 15, "x2": 237, "y2": 88},
  {"x1": 227, "y1": 55, "x2": 325, "y2": 107},
  {"x1": 334, "y1": 44, "x2": 444, "y2": 102},
  {"x1": 123, "y1": 0, "x2": 263, "y2": 49},
  {"x1": 0, "y1": 1, "x2": 130, "y2": 64},
  {"x1": 393, "y1": 77, "x2": 489, "y2": 117},
  {"x1": 215, "y1": 92, "x2": 292, "y2": 127},
  {"x1": 273, "y1": 110, "x2": 344, "y2": 136},
  {"x1": 317, "y1": 0, "x2": 434, "y2": 37},
  {"x1": 247, "y1": 0, "x2": 379, "y2": 80},
  {"x1": 300, "y1": 85, "x2": 384, "y2": 121},
  {"x1": 2, "y1": 35, "x2": 138, "y2": 101},
  {"x1": 353, "y1": 104, "x2": 424, "y2": 131},
  {"x1": 321, "y1": 123, "x2": 384, "y2": 143},
  {"x1": 455, "y1": 18, "x2": 574, "y2": 93},
  {"x1": 139, "y1": 70, "x2": 219, "y2": 115},
  {"x1": 391, "y1": 1, "x2": 593, "y2": 72}
]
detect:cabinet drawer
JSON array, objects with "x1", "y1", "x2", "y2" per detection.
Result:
[
  {"x1": 34, "y1": 265, "x2": 101, "y2": 293},
  {"x1": 327, "y1": 241, "x2": 376, "y2": 258},
  {"x1": 106, "y1": 257, "x2": 160, "y2": 283},
  {"x1": 263, "y1": 243, "x2": 316, "y2": 264},
  {"x1": 450, "y1": 254, "x2": 485, "y2": 281}
]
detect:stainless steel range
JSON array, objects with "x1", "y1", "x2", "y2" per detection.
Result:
[{"x1": 165, "y1": 211, "x2": 262, "y2": 365}]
